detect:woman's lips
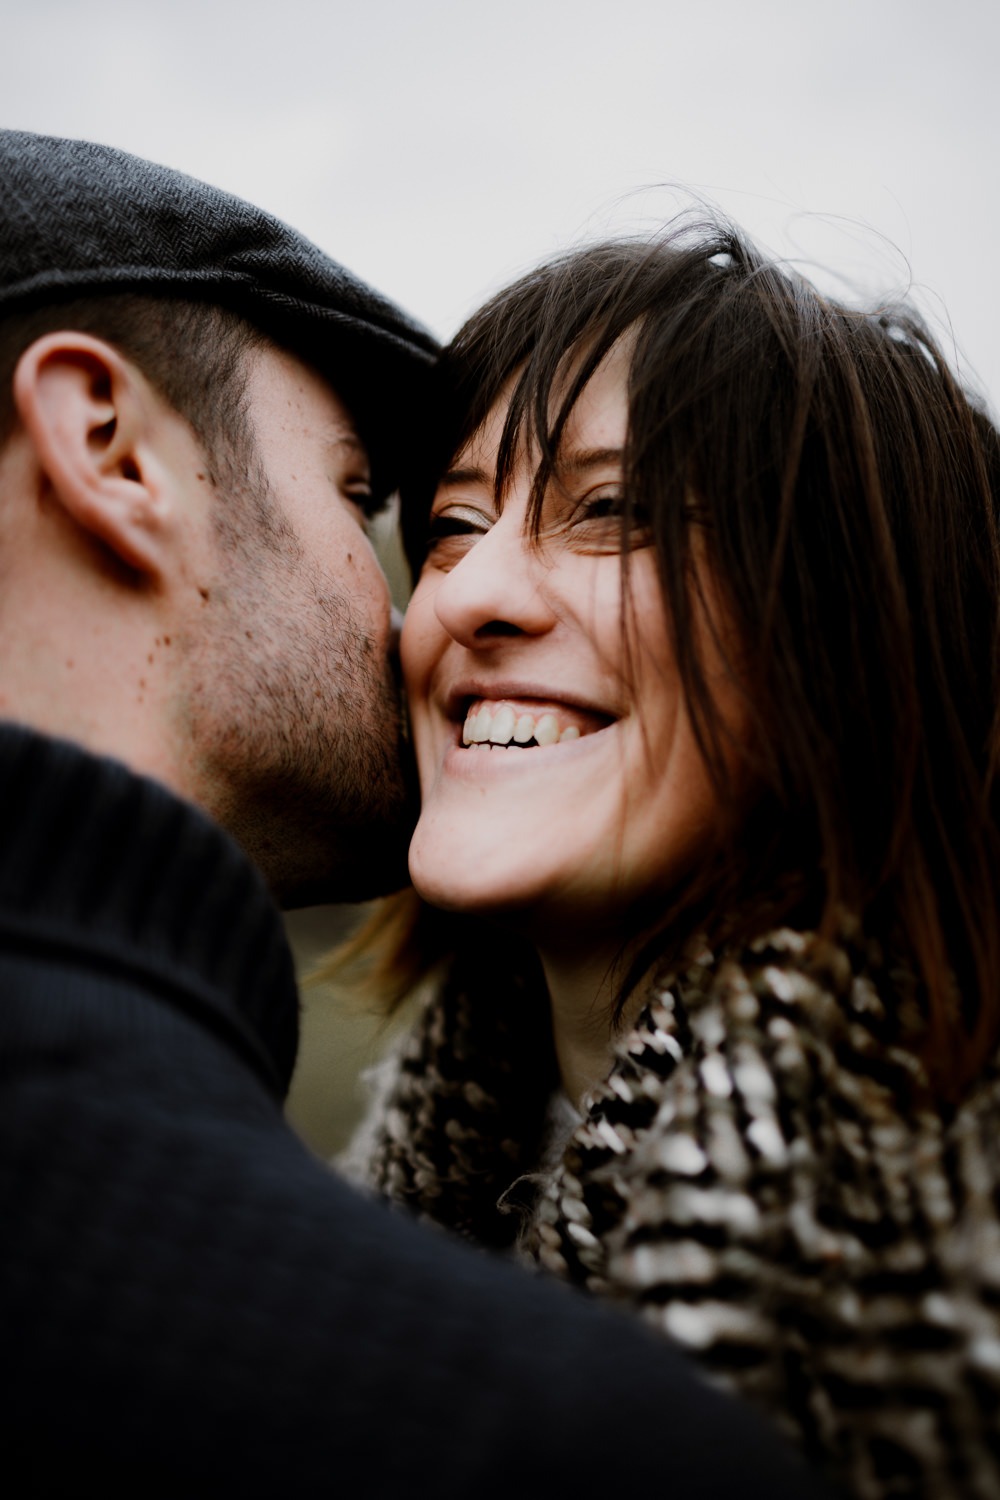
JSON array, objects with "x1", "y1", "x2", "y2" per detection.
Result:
[{"x1": 460, "y1": 697, "x2": 613, "y2": 748}]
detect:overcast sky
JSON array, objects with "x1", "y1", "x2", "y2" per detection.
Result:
[{"x1": 2, "y1": 0, "x2": 996, "y2": 408}]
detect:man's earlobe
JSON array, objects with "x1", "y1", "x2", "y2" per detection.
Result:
[{"x1": 12, "y1": 332, "x2": 173, "y2": 578}]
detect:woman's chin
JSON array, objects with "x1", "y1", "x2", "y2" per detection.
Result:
[
  {"x1": 408, "y1": 823, "x2": 540, "y2": 921},
  {"x1": 409, "y1": 856, "x2": 527, "y2": 918}
]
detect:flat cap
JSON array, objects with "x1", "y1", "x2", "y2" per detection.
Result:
[{"x1": 0, "y1": 130, "x2": 439, "y2": 494}]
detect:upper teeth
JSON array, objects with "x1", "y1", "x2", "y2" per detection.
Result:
[{"x1": 462, "y1": 702, "x2": 582, "y2": 747}]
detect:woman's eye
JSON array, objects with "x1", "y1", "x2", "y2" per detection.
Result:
[
  {"x1": 578, "y1": 492, "x2": 626, "y2": 521},
  {"x1": 567, "y1": 491, "x2": 652, "y2": 549},
  {"x1": 428, "y1": 514, "x2": 478, "y2": 541},
  {"x1": 422, "y1": 505, "x2": 493, "y2": 564}
]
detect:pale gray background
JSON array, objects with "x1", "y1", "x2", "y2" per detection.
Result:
[
  {"x1": 3, "y1": 0, "x2": 995, "y2": 1148},
  {"x1": 3, "y1": 0, "x2": 997, "y2": 405}
]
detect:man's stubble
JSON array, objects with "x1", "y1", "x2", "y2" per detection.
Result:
[{"x1": 180, "y1": 465, "x2": 417, "y2": 906}]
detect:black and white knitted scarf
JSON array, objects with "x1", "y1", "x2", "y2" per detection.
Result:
[{"x1": 354, "y1": 920, "x2": 1000, "y2": 1500}]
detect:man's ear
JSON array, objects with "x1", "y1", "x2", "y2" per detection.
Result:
[{"x1": 12, "y1": 331, "x2": 178, "y2": 578}]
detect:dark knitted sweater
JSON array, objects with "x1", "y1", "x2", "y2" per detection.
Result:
[{"x1": 0, "y1": 723, "x2": 833, "y2": 1499}]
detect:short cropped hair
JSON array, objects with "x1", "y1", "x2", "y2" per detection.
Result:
[{"x1": 0, "y1": 293, "x2": 266, "y2": 491}]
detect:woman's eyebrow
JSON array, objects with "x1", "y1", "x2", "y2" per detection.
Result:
[
  {"x1": 438, "y1": 465, "x2": 491, "y2": 487},
  {"x1": 555, "y1": 446, "x2": 624, "y2": 475},
  {"x1": 437, "y1": 450, "x2": 623, "y2": 491}
]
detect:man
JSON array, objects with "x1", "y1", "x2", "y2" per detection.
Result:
[{"x1": 0, "y1": 132, "x2": 831, "y2": 1498}]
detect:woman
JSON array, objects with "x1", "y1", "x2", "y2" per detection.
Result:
[{"x1": 345, "y1": 220, "x2": 1000, "y2": 1499}]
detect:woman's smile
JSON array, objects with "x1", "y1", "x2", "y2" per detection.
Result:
[
  {"x1": 434, "y1": 694, "x2": 622, "y2": 781},
  {"x1": 460, "y1": 697, "x2": 608, "y2": 748}
]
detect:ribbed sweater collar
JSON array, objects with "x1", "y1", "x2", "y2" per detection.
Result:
[{"x1": 0, "y1": 720, "x2": 299, "y2": 1097}]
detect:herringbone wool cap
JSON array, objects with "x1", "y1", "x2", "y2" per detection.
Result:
[{"x1": 0, "y1": 130, "x2": 439, "y2": 493}]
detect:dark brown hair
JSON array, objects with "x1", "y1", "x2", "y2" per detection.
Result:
[{"x1": 381, "y1": 219, "x2": 1000, "y2": 1098}]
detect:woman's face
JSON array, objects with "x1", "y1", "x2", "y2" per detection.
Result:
[{"x1": 401, "y1": 343, "x2": 729, "y2": 944}]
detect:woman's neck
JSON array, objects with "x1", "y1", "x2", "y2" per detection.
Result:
[{"x1": 537, "y1": 942, "x2": 636, "y2": 1108}]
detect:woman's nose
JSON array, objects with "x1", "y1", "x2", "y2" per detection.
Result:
[{"x1": 432, "y1": 518, "x2": 557, "y2": 650}]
